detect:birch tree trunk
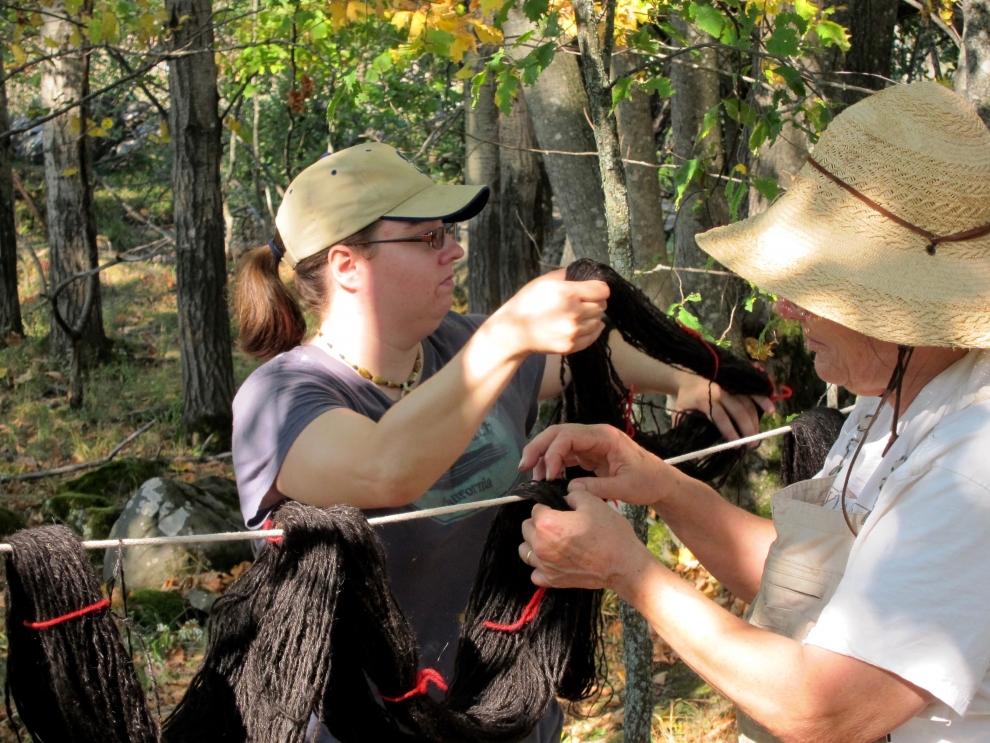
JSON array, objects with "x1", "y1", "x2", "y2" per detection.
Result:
[
  {"x1": 502, "y1": 8, "x2": 609, "y2": 264},
  {"x1": 0, "y1": 43, "x2": 22, "y2": 341},
  {"x1": 167, "y1": 0, "x2": 236, "y2": 440},
  {"x1": 572, "y1": 2, "x2": 650, "y2": 740},
  {"x1": 41, "y1": 0, "x2": 108, "y2": 363},
  {"x1": 465, "y1": 58, "x2": 502, "y2": 315},
  {"x1": 957, "y1": 0, "x2": 990, "y2": 127}
]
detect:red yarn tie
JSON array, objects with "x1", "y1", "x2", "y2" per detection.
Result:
[
  {"x1": 483, "y1": 586, "x2": 548, "y2": 632},
  {"x1": 622, "y1": 383, "x2": 637, "y2": 438},
  {"x1": 381, "y1": 668, "x2": 448, "y2": 703},
  {"x1": 679, "y1": 324, "x2": 720, "y2": 382},
  {"x1": 24, "y1": 598, "x2": 111, "y2": 630},
  {"x1": 262, "y1": 517, "x2": 282, "y2": 544}
]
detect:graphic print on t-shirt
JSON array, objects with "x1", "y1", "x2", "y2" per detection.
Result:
[{"x1": 413, "y1": 413, "x2": 523, "y2": 524}]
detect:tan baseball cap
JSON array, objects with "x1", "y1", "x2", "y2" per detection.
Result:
[{"x1": 273, "y1": 142, "x2": 489, "y2": 268}]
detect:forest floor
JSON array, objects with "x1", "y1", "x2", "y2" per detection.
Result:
[{"x1": 0, "y1": 233, "x2": 783, "y2": 741}]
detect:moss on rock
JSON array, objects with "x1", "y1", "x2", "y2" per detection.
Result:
[
  {"x1": 0, "y1": 507, "x2": 26, "y2": 539},
  {"x1": 59, "y1": 459, "x2": 167, "y2": 500},
  {"x1": 128, "y1": 589, "x2": 187, "y2": 629}
]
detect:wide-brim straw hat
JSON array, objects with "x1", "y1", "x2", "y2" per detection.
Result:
[{"x1": 696, "y1": 82, "x2": 990, "y2": 348}]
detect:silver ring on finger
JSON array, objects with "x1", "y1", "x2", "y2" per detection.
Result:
[{"x1": 525, "y1": 548, "x2": 534, "y2": 566}]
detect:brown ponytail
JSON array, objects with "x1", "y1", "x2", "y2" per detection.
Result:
[{"x1": 235, "y1": 224, "x2": 381, "y2": 361}]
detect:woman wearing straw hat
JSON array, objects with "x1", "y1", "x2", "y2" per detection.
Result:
[
  {"x1": 516, "y1": 81, "x2": 990, "y2": 743},
  {"x1": 230, "y1": 142, "x2": 767, "y2": 742}
]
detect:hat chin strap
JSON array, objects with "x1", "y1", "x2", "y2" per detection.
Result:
[
  {"x1": 806, "y1": 157, "x2": 990, "y2": 255},
  {"x1": 838, "y1": 345, "x2": 914, "y2": 536}
]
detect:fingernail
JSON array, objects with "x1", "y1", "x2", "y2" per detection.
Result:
[
  {"x1": 569, "y1": 481, "x2": 586, "y2": 492},
  {"x1": 518, "y1": 458, "x2": 526, "y2": 470}
]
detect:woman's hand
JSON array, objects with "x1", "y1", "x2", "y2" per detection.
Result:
[
  {"x1": 671, "y1": 370, "x2": 775, "y2": 444},
  {"x1": 489, "y1": 270, "x2": 609, "y2": 358},
  {"x1": 519, "y1": 423, "x2": 674, "y2": 507},
  {"x1": 520, "y1": 492, "x2": 656, "y2": 591}
]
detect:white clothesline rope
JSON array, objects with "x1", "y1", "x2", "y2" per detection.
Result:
[{"x1": 0, "y1": 406, "x2": 855, "y2": 555}]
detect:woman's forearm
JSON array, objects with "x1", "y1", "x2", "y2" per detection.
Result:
[
  {"x1": 652, "y1": 468, "x2": 777, "y2": 603},
  {"x1": 613, "y1": 553, "x2": 929, "y2": 743}
]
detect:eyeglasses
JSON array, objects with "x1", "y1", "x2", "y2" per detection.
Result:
[{"x1": 352, "y1": 224, "x2": 454, "y2": 251}]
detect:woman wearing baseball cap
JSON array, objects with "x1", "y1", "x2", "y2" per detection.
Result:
[
  {"x1": 517, "y1": 82, "x2": 990, "y2": 742},
  {"x1": 231, "y1": 142, "x2": 767, "y2": 742}
]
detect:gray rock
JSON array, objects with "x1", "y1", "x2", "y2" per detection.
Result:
[
  {"x1": 186, "y1": 587, "x2": 218, "y2": 613},
  {"x1": 103, "y1": 477, "x2": 252, "y2": 590}
]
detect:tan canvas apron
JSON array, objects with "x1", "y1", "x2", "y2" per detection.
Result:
[{"x1": 736, "y1": 475, "x2": 874, "y2": 743}]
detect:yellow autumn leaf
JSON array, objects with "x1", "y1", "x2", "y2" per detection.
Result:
[
  {"x1": 158, "y1": 120, "x2": 170, "y2": 143},
  {"x1": 29, "y1": 12, "x2": 43, "y2": 28},
  {"x1": 677, "y1": 546, "x2": 699, "y2": 568},
  {"x1": 328, "y1": 2, "x2": 347, "y2": 27},
  {"x1": 44, "y1": 36, "x2": 60, "y2": 49},
  {"x1": 744, "y1": 337, "x2": 776, "y2": 361},
  {"x1": 454, "y1": 64, "x2": 475, "y2": 80},
  {"x1": 409, "y1": 9, "x2": 427, "y2": 39},
  {"x1": 471, "y1": 19, "x2": 502, "y2": 45},
  {"x1": 449, "y1": 32, "x2": 475, "y2": 63},
  {"x1": 69, "y1": 27, "x2": 83, "y2": 46},
  {"x1": 101, "y1": 117, "x2": 114, "y2": 130},
  {"x1": 102, "y1": 11, "x2": 120, "y2": 44},
  {"x1": 479, "y1": 0, "x2": 505, "y2": 14},
  {"x1": 734, "y1": 163, "x2": 747, "y2": 175},
  {"x1": 68, "y1": 113, "x2": 82, "y2": 135},
  {"x1": 346, "y1": 1, "x2": 371, "y2": 21},
  {"x1": 227, "y1": 118, "x2": 245, "y2": 137},
  {"x1": 61, "y1": 167, "x2": 79, "y2": 177},
  {"x1": 88, "y1": 127, "x2": 108, "y2": 137},
  {"x1": 391, "y1": 10, "x2": 412, "y2": 29},
  {"x1": 10, "y1": 44, "x2": 26, "y2": 66}
]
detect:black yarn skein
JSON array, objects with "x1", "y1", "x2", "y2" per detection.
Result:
[
  {"x1": 780, "y1": 407, "x2": 848, "y2": 486},
  {"x1": 4, "y1": 525, "x2": 160, "y2": 743}
]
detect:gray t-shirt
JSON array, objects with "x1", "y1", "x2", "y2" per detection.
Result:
[{"x1": 232, "y1": 311, "x2": 547, "y2": 680}]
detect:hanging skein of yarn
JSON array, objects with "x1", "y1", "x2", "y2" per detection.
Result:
[
  {"x1": 780, "y1": 407, "x2": 848, "y2": 486},
  {"x1": 167, "y1": 488, "x2": 599, "y2": 743},
  {"x1": 4, "y1": 525, "x2": 160, "y2": 743},
  {"x1": 562, "y1": 259, "x2": 775, "y2": 482}
]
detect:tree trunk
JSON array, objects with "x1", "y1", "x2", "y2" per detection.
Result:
[
  {"x1": 612, "y1": 53, "x2": 671, "y2": 307},
  {"x1": 0, "y1": 43, "x2": 22, "y2": 341},
  {"x1": 572, "y1": 2, "x2": 650, "y2": 740},
  {"x1": 41, "y1": 0, "x2": 108, "y2": 363},
  {"x1": 502, "y1": 8, "x2": 610, "y2": 264},
  {"x1": 670, "y1": 24, "x2": 741, "y2": 339},
  {"x1": 833, "y1": 0, "x2": 899, "y2": 103},
  {"x1": 497, "y1": 92, "x2": 549, "y2": 301},
  {"x1": 167, "y1": 0, "x2": 236, "y2": 441},
  {"x1": 465, "y1": 56, "x2": 502, "y2": 315},
  {"x1": 957, "y1": 0, "x2": 990, "y2": 127}
]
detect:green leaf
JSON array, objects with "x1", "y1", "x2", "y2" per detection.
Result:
[
  {"x1": 674, "y1": 157, "x2": 701, "y2": 207},
  {"x1": 532, "y1": 41, "x2": 554, "y2": 69},
  {"x1": 522, "y1": 0, "x2": 549, "y2": 22},
  {"x1": 766, "y1": 19, "x2": 800, "y2": 57},
  {"x1": 87, "y1": 15, "x2": 103, "y2": 44},
  {"x1": 749, "y1": 119, "x2": 769, "y2": 152},
  {"x1": 697, "y1": 104, "x2": 719, "y2": 143},
  {"x1": 772, "y1": 65, "x2": 806, "y2": 96},
  {"x1": 64, "y1": 0, "x2": 82, "y2": 14},
  {"x1": 725, "y1": 177, "x2": 746, "y2": 222},
  {"x1": 641, "y1": 76, "x2": 674, "y2": 98},
  {"x1": 628, "y1": 27, "x2": 659, "y2": 54},
  {"x1": 815, "y1": 20, "x2": 851, "y2": 51},
  {"x1": 325, "y1": 86, "x2": 348, "y2": 126},
  {"x1": 723, "y1": 97, "x2": 758, "y2": 127},
  {"x1": 310, "y1": 20, "x2": 328, "y2": 39},
  {"x1": 793, "y1": 0, "x2": 818, "y2": 21},
  {"x1": 425, "y1": 28, "x2": 456, "y2": 57},
  {"x1": 494, "y1": 70, "x2": 519, "y2": 115},
  {"x1": 753, "y1": 177, "x2": 779, "y2": 203},
  {"x1": 610, "y1": 77, "x2": 633, "y2": 115},
  {"x1": 470, "y1": 69, "x2": 488, "y2": 106},
  {"x1": 493, "y1": 0, "x2": 515, "y2": 28},
  {"x1": 689, "y1": 2, "x2": 725, "y2": 38}
]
